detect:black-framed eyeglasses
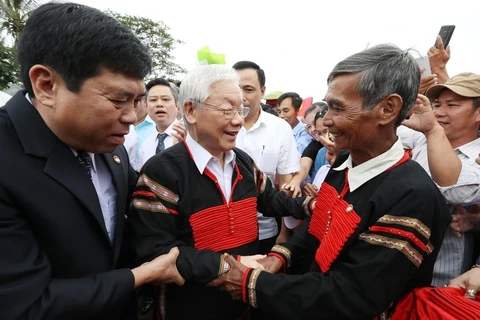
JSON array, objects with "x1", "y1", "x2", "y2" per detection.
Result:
[{"x1": 193, "y1": 100, "x2": 250, "y2": 119}]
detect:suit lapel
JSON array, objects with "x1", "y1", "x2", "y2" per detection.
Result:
[
  {"x1": 44, "y1": 143, "x2": 110, "y2": 241},
  {"x1": 6, "y1": 91, "x2": 111, "y2": 243}
]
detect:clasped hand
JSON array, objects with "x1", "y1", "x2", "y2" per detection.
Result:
[{"x1": 208, "y1": 254, "x2": 283, "y2": 299}]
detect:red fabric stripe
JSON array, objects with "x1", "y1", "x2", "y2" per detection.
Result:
[
  {"x1": 391, "y1": 287, "x2": 480, "y2": 319},
  {"x1": 203, "y1": 168, "x2": 227, "y2": 204},
  {"x1": 242, "y1": 267, "x2": 252, "y2": 303},
  {"x1": 189, "y1": 197, "x2": 258, "y2": 252},
  {"x1": 167, "y1": 208, "x2": 178, "y2": 215},
  {"x1": 369, "y1": 226, "x2": 427, "y2": 252},
  {"x1": 308, "y1": 182, "x2": 361, "y2": 272},
  {"x1": 268, "y1": 252, "x2": 287, "y2": 274},
  {"x1": 385, "y1": 151, "x2": 410, "y2": 171},
  {"x1": 133, "y1": 190, "x2": 156, "y2": 198}
]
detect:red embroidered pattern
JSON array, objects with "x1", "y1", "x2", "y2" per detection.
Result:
[
  {"x1": 189, "y1": 197, "x2": 258, "y2": 252},
  {"x1": 369, "y1": 226, "x2": 427, "y2": 252},
  {"x1": 133, "y1": 190, "x2": 156, "y2": 198},
  {"x1": 308, "y1": 182, "x2": 361, "y2": 272}
]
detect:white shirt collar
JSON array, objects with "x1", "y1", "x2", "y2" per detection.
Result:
[
  {"x1": 156, "y1": 118, "x2": 179, "y2": 141},
  {"x1": 243, "y1": 108, "x2": 267, "y2": 132},
  {"x1": 185, "y1": 134, "x2": 235, "y2": 174},
  {"x1": 333, "y1": 138, "x2": 405, "y2": 192},
  {"x1": 455, "y1": 137, "x2": 480, "y2": 160}
]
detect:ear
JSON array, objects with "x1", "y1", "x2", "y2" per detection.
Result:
[
  {"x1": 474, "y1": 105, "x2": 480, "y2": 125},
  {"x1": 183, "y1": 100, "x2": 197, "y2": 127},
  {"x1": 260, "y1": 85, "x2": 266, "y2": 98},
  {"x1": 29, "y1": 64, "x2": 60, "y2": 109},
  {"x1": 378, "y1": 94, "x2": 402, "y2": 126}
]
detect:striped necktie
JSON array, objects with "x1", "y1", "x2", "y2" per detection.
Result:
[
  {"x1": 156, "y1": 133, "x2": 168, "y2": 154},
  {"x1": 77, "y1": 152, "x2": 92, "y2": 179}
]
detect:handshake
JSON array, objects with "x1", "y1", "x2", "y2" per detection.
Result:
[
  {"x1": 207, "y1": 253, "x2": 284, "y2": 300},
  {"x1": 132, "y1": 249, "x2": 284, "y2": 293}
]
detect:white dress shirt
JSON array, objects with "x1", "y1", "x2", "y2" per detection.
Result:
[
  {"x1": 236, "y1": 109, "x2": 300, "y2": 240},
  {"x1": 139, "y1": 119, "x2": 180, "y2": 168},
  {"x1": 333, "y1": 138, "x2": 405, "y2": 191},
  {"x1": 72, "y1": 150, "x2": 117, "y2": 243},
  {"x1": 398, "y1": 125, "x2": 480, "y2": 204},
  {"x1": 124, "y1": 124, "x2": 140, "y2": 171},
  {"x1": 397, "y1": 125, "x2": 479, "y2": 286},
  {"x1": 186, "y1": 135, "x2": 235, "y2": 203}
]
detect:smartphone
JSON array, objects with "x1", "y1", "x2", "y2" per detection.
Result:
[{"x1": 434, "y1": 25, "x2": 455, "y2": 48}]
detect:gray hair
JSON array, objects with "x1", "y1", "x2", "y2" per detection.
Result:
[
  {"x1": 327, "y1": 44, "x2": 420, "y2": 126},
  {"x1": 179, "y1": 65, "x2": 240, "y2": 129}
]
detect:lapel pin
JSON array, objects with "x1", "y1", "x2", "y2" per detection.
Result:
[{"x1": 113, "y1": 155, "x2": 121, "y2": 164}]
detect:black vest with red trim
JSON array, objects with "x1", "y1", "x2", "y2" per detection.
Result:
[
  {"x1": 148, "y1": 142, "x2": 265, "y2": 319},
  {"x1": 303, "y1": 151, "x2": 450, "y2": 298},
  {"x1": 308, "y1": 151, "x2": 410, "y2": 272}
]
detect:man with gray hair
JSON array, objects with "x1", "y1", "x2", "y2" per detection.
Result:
[
  {"x1": 210, "y1": 44, "x2": 451, "y2": 319},
  {"x1": 128, "y1": 64, "x2": 315, "y2": 319}
]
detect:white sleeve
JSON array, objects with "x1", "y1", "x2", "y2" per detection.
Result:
[
  {"x1": 438, "y1": 163, "x2": 480, "y2": 205},
  {"x1": 396, "y1": 125, "x2": 422, "y2": 149},
  {"x1": 276, "y1": 121, "x2": 301, "y2": 175},
  {"x1": 123, "y1": 125, "x2": 140, "y2": 171},
  {"x1": 312, "y1": 165, "x2": 331, "y2": 189}
]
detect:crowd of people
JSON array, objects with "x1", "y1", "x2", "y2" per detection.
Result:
[{"x1": 0, "y1": 2, "x2": 479, "y2": 320}]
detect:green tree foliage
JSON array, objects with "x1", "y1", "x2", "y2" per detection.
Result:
[
  {"x1": 0, "y1": 40, "x2": 18, "y2": 90},
  {"x1": 109, "y1": 11, "x2": 186, "y2": 81},
  {"x1": 0, "y1": 0, "x2": 39, "y2": 42},
  {"x1": 0, "y1": 0, "x2": 39, "y2": 89},
  {"x1": 0, "y1": 3, "x2": 186, "y2": 89}
]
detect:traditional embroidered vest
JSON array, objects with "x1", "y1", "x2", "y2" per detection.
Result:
[{"x1": 309, "y1": 152, "x2": 410, "y2": 272}]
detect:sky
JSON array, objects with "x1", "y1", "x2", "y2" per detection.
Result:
[{"x1": 54, "y1": 0, "x2": 480, "y2": 101}]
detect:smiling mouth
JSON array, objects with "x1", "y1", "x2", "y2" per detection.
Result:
[{"x1": 225, "y1": 131, "x2": 238, "y2": 136}]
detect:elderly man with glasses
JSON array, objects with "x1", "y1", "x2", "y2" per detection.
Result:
[{"x1": 127, "y1": 65, "x2": 315, "y2": 320}]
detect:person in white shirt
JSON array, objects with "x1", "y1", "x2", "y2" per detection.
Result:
[
  {"x1": 232, "y1": 61, "x2": 300, "y2": 255},
  {"x1": 398, "y1": 72, "x2": 480, "y2": 287},
  {"x1": 138, "y1": 78, "x2": 186, "y2": 168}
]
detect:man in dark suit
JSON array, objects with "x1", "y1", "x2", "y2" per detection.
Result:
[{"x1": 0, "y1": 3, "x2": 184, "y2": 320}]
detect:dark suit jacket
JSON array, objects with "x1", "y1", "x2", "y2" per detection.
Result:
[{"x1": 0, "y1": 91, "x2": 138, "y2": 319}]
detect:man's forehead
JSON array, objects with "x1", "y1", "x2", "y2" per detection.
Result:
[
  {"x1": 238, "y1": 69, "x2": 260, "y2": 84},
  {"x1": 148, "y1": 85, "x2": 174, "y2": 96}
]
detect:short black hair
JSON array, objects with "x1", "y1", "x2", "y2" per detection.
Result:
[
  {"x1": 232, "y1": 60, "x2": 266, "y2": 87},
  {"x1": 17, "y1": 2, "x2": 152, "y2": 97},
  {"x1": 277, "y1": 92, "x2": 303, "y2": 111},
  {"x1": 304, "y1": 101, "x2": 328, "y2": 118},
  {"x1": 145, "y1": 78, "x2": 178, "y2": 103},
  {"x1": 314, "y1": 110, "x2": 326, "y2": 126}
]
